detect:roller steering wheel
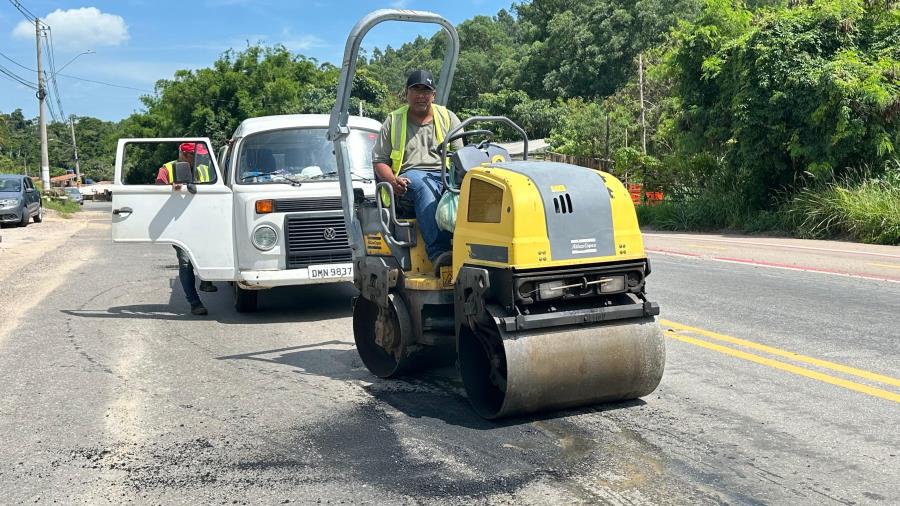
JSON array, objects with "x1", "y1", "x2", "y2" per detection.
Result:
[{"x1": 446, "y1": 129, "x2": 494, "y2": 146}]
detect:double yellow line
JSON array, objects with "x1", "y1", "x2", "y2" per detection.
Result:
[{"x1": 660, "y1": 319, "x2": 900, "y2": 403}]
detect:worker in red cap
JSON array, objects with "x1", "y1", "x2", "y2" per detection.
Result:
[
  {"x1": 155, "y1": 142, "x2": 212, "y2": 184},
  {"x1": 155, "y1": 142, "x2": 217, "y2": 315}
]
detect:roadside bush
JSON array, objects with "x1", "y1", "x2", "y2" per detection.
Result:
[
  {"x1": 789, "y1": 166, "x2": 900, "y2": 245},
  {"x1": 636, "y1": 191, "x2": 792, "y2": 234},
  {"x1": 42, "y1": 195, "x2": 81, "y2": 217}
]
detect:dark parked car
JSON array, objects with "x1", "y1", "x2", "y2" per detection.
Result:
[
  {"x1": 64, "y1": 187, "x2": 84, "y2": 205},
  {"x1": 0, "y1": 174, "x2": 43, "y2": 227}
]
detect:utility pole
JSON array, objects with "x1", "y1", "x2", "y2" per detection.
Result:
[
  {"x1": 69, "y1": 115, "x2": 81, "y2": 184},
  {"x1": 638, "y1": 53, "x2": 647, "y2": 156},
  {"x1": 36, "y1": 19, "x2": 50, "y2": 189},
  {"x1": 604, "y1": 111, "x2": 610, "y2": 161}
]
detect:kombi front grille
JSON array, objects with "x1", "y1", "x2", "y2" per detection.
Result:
[
  {"x1": 284, "y1": 215, "x2": 351, "y2": 269},
  {"x1": 275, "y1": 197, "x2": 342, "y2": 212}
]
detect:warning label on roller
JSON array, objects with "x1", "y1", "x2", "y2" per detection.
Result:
[{"x1": 570, "y1": 238, "x2": 598, "y2": 255}]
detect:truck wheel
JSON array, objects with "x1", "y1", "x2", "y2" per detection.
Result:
[{"x1": 233, "y1": 284, "x2": 259, "y2": 312}]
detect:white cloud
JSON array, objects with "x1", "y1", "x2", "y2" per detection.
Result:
[
  {"x1": 390, "y1": 0, "x2": 411, "y2": 7},
  {"x1": 282, "y1": 34, "x2": 325, "y2": 52},
  {"x1": 12, "y1": 7, "x2": 129, "y2": 51}
]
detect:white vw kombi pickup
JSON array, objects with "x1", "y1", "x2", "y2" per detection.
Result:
[{"x1": 111, "y1": 114, "x2": 380, "y2": 311}]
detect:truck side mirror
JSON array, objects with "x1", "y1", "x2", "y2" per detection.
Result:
[{"x1": 173, "y1": 161, "x2": 193, "y2": 184}]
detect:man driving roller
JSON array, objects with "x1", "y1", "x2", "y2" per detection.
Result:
[{"x1": 372, "y1": 69, "x2": 464, "y2": 264}]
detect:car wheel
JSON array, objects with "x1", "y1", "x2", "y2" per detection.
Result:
[
  {"x1": 233, "y1": 284, "x2": 259, "y2": 313},
  {"x1": 33, "y1": 205, "x2": 43, "y2": 223},
  {"x1": 18, "y1": 210, "x2": 28, "y2": 227}
]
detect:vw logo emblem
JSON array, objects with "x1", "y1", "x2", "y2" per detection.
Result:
[{"x1": 322, "y1": 227, "x2": 337, "y2": 241}]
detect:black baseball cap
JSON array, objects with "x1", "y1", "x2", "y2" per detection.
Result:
[{"x1": 406, "y1": 69, "x2": 435, "y2": 90}]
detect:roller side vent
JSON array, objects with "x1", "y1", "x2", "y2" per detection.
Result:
[{"x1": 553, "y1": 193, "x2": 574, "y2": 214}]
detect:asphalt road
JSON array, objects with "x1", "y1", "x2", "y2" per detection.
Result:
[{"x1": 0, "y1": 208, "x2": 897, "y2": 504}]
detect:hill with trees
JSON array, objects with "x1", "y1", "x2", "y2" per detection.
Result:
[{"x1": 2, "y1": 0, "x2": 897, "y2": 243}]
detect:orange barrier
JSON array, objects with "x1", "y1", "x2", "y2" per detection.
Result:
[{"x1": 627, "y1": 183, "x2": 665, "y2": 206}]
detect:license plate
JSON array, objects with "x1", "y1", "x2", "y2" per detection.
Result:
[{"x1": 308, "y1": 263, "x2": 353, "y2": 280}]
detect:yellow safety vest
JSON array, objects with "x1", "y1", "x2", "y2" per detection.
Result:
[
  {"x1": 164, "y1": 162, "x2": 211, "y2": 183},
  {"x1": 382, "y1": 104, "x2": 451, "y2": 206}
]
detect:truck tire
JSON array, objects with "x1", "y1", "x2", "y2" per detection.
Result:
[{"x1": 233, "y1": 284, "x2": 259, "y2": 313}]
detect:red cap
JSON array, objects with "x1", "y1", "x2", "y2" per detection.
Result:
[{"x1": 179, "y1": 142, "x2": 209, "y2": 155}]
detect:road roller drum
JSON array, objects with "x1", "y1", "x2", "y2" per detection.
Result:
[{"x1": 458, "y1": 315, "x2": 666, "y2": 419}]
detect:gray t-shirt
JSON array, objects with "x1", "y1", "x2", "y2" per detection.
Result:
[{"x1": 372, "y1": 109, "x2": 464, "y2": 173}]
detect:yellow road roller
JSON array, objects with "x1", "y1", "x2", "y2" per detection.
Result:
[{"x1": 328, "y1": 9, "x2": 664, "y2": 419}]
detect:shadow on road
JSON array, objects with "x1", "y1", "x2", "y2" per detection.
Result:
[
  {"x1": 218, "y1": 340, "x2": 647, "y2": 430},
  {"x1": 61, "y1": 280, "x2": 356, "y2": 325}
]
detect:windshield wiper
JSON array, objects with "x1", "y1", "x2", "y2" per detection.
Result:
[
  {"x1": 350, "y1": 171, "x2": 373, "y2": 183},
  {"x1": 240, "y1": 173, "x2": 302, "y2": 186},
  {"x1": 300, "y1": 171, "x2": 373, "y2": 183},
  {"x1": 281, "y1": 174, "x2": 304, "y2": 187}
]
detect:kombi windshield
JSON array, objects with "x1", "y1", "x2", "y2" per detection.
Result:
[{"x1": 237, "y1": 128, "x2": 376, "y2": 184}]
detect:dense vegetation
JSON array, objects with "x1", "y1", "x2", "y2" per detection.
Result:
[
  {"x1": 1, "y1": 0, "x2": 897, "y2": 243},
  {"x1": 0, "y1": 109, "x2": 121, "y2": 182}
]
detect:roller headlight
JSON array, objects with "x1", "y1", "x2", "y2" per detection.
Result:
[{"x1": 251, "y1": 225, "x2": 278, "y2": 251}]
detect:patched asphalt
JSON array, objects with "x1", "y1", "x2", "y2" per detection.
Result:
[{"x1": 0, "y1": 212, "x2": 897, "y2": 504}]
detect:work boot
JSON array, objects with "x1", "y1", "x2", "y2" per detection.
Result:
[
  {"x1": 199, "y1": 281, "x2": 218, "y2": 292},
  {"x1": 190, "y1": 302, "x2": 208, "y2": 316}
]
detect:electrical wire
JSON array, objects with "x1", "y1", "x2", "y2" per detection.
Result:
[
  {"x1": 43, "y1": 28, "x2": 66, "y2": 119},
  {"x1": 0, "y1": 62, "x2": 36, "y2": 89},
  {"x1": 0, "y1": 49, "x2": 35, "y2": 72},
  {"x1": 6, "y1": 0, "x2": 39, "y2": 23},
  {"x1": 54, "y1": 73, "x2": 153, "y2": 92}
]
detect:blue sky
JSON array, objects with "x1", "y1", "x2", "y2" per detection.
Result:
[{"x1": 0, "y1": 0, "x2": 514, "y2": 121}]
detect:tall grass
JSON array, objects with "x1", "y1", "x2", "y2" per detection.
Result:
[
  {"x1": 636, "y1": 170, "x2": 900, "y2": 245},
  {"x1": 789, "y1": 172, "x2": 900, "y2": 245},
  {"x1": 635, "y1": 192, "x2": 790, "y2": 234},
  {"x1": 42, "y1": 197, "x2": 81, "y2": 218}
]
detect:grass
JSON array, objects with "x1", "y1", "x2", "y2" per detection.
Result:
[
  {"x1": 789, "y1": 176, "x2": 900, "y2": 245},
  {"x1": 636, "y1": 192, "x2": 791, "y2": 234},
  {"x1": 42, "y1": 197, "x2": 81, "y2": 218},
  {"x1": 636, "y1": 176, "x2": 900, "y2": 245}
]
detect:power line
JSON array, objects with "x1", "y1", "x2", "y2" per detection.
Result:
[
  {"x1": 0, "y1": 49, "x2": 35, "y2": 72},
  {"x1": 55, "y1": 73, "x2": 153, "y2": 92},
  {"x1": 6, "y1": 0, "x2": 39, "y2": 23},
  {"x1": 42, "y1": 28, "x2": 66, "y2": 119},
  {"x1": 0, "y1": 62, "x2": 36, "y2": 89}
]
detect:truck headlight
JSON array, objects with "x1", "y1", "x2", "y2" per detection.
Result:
[{"x1": 251, "y1": 225, "x2": 278, "y2": 251}]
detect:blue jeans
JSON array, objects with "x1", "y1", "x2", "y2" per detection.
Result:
[
  {"x1": 401, "y1": 169, "x2": 451, "y2": 261},
  {"x1": 174, "y1": 246, "x2": 201, "y2": 306}
]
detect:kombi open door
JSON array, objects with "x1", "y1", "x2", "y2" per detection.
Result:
[{"x1": 111, "y1": 137, "x2": 236, "y2": 281}]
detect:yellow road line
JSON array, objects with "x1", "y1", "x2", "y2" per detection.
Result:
[
  {"x1": 868, "y1": 262, "x2": 900, "y2": 270},
  {"x1": 664, "y1": 331, "x2": 900, "y2": 403},
  {"x1": 660, "y1": 319, "x2": 900, "y2": 388}
]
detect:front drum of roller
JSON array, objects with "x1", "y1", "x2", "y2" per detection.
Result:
[{"x1": 457, "y1": 317, "x2": 666, "y2": 419}]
